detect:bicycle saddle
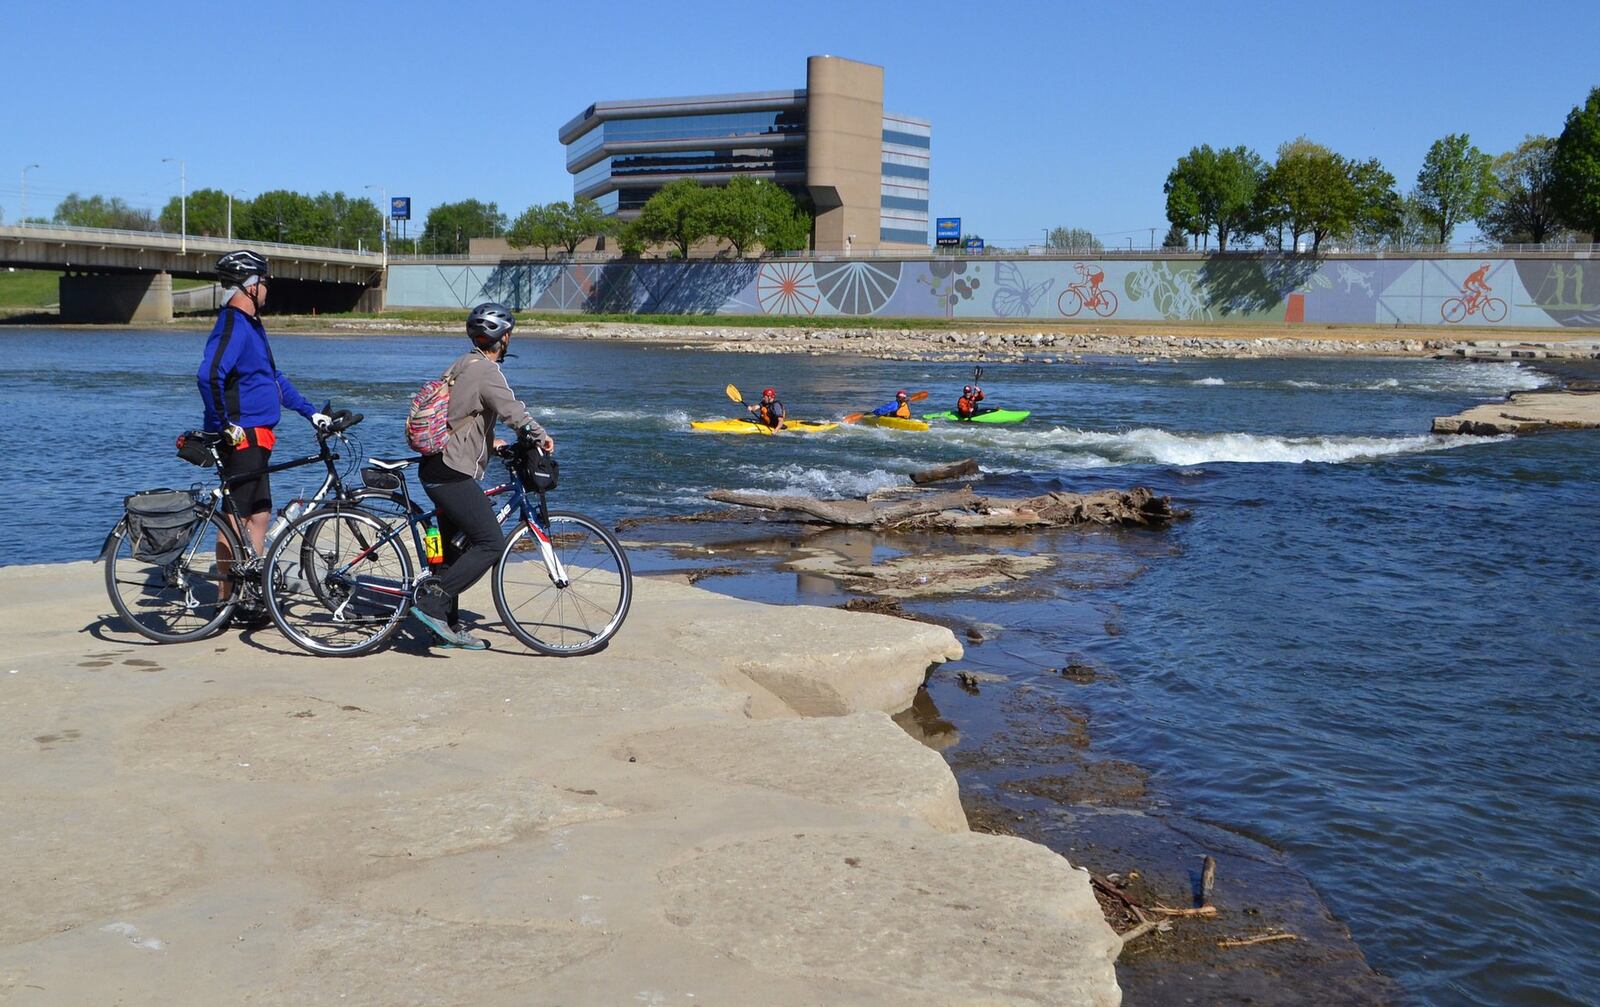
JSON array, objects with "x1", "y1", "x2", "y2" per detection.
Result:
[{"x1": 367, "y1": 456, "x2": 421, "y2": 470}]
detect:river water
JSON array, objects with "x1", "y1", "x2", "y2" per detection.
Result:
[{"x1": 3, "y1": 328, "x2": 1595, "y2": 1005}]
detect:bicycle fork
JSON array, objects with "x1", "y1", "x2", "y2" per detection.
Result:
[{"x1": 525, "y1": 518, "x2": 570, "y2": 589}]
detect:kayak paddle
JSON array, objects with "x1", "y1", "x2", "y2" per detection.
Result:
[{"x1": 843, "y1": 390, "x2": 929, "y2": 424}]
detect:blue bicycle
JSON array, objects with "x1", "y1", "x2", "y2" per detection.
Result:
[{"x1": 261, "y1": 440, "x2": 631, "y2": 657}]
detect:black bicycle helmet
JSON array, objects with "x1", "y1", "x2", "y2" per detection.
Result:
[
  {"x1": 216, "y1": 249, "x2": 269, "y2": 285},
  {"x1": 467, "y1": 302, "x2": 515, "y2": 347}
]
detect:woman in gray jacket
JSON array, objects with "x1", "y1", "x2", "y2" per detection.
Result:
[{"x1": 412, "y1": 302, "x2": 553, "y2": 649}]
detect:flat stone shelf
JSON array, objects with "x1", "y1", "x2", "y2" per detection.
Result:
[{"x1": 1432, "y1": 390, "x2": 1600, "y2": 435}]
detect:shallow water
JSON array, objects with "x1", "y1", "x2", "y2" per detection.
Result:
[{"x1": 3, "y1": 327, "x2": 1596, "y2": 1005}]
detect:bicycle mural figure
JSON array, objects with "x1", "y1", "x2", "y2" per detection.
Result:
[
  {"x1": 1441, "y1": 263, "x2": 1508, "y2": 323},
  {"x1": 1058, "y1": 262, "x2": 1119, "y2": 318}
]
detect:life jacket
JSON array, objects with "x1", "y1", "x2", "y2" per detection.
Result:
[
  {"x1": 956, "y1": 392, "x2": 982, "y2": 418},
  {"x1": 758, "y1": 401, "x2": 784, "y2": 427},
  {"x1": 894, "y1": 401, "x2": 911, "y2": 418}
]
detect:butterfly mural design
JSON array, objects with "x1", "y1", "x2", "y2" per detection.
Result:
[{"x1": 991, "y1": 261, "x2": 1054, "y2": 317}]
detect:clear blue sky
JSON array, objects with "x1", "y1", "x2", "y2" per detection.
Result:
[{"x1": 3, "y1": 0, "x2": 1596, "y2": 245}]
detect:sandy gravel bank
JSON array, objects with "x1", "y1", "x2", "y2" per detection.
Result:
[{"x1": 0, "y1": 563, "x2": 1121, "y2": 1005}]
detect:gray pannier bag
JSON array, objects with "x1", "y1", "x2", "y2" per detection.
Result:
[{"x1": 123, "y1": 489, "x2": 202, "y2": 565}]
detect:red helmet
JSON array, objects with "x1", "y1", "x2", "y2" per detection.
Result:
[
  {"x1": 896, "y1": 389, "x2": 908, "y2": 399},
  {"x1": 762, "y1": 387, "x2": 776, "y2": 399},
  {"x1": 962, "y1": 385, "x2": 973, "y2": 395}
]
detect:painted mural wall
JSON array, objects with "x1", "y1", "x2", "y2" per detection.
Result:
[{"x1": 386, "y1": 256, "x2": 1600, "y2": 328}]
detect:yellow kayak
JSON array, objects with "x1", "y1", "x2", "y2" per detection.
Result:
[
  {"x1": 856, "y1": 415, "x2": 930, "y2": 432},
  {"x1": 690, "y1": 418, "x2": 839, "y2": 435}
]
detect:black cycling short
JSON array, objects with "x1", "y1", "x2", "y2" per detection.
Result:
[{"x1": 222, "y1": 443, "x2": 272, "y2": 516}]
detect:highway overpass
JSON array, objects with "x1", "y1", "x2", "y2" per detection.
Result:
[{"x1": 0, "y1": 223, "x2": 385, "y2": 321}]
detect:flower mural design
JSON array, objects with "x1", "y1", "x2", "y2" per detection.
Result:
[
  {"x1": 918, "y1": 259, "x2": 981, "y2": 316},
  {"x1": 756, "y1": 261, "x2": 821, "y2": 316},
  {"x1": 813, "y1": 261, "x2": 903, "y2": 315}
]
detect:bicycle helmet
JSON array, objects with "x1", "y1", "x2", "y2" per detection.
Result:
[
  {"x1": 217, "y1": 250, "x2": 269, "y2": 285},
  {"x1": 467, "y1": 302, "x2": 515, "y2": 348},
  {"x1": 762, "y1": 387, "x2": 777, "y2": 399}
]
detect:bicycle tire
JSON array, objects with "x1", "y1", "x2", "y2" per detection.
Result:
[
  {"x1": 265, "y1": 506, "x2": 414, "y2": 657},
  {"x1": 1441, "y1": 298, "x2": 1467, "y2": 323},
  {"x1": 1094, "y1": 289, "x2": 1119, "y2": 317},
  {"x1": 1058, "y1": 288, "x2": 1084, "y2": 317},
  {"x1": 298, "y1": 491, "x2": 415, "y2": 609},
  {"x1": 103, "y1": 508, "x2": 243, "y2": 643},
  {"x1": 1482, "y1": 297, "x2": 1508, "y2": 323},
  {"x1": 493, "y1": 510, "x2": 632, "y2": 656}
]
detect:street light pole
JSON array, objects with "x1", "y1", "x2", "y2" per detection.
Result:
[
  {"x1": 20, "y1": 163, "x2": 40, "y2": 223},
  {"x1": 162, "y1": 157, "x2": 187, "y2": 253},
  {"x1": 365, "y1": 183, "x2": 388, "y2": 268},
  {"x1": 227, "y1": 189, "x2": 246, "y2": 241}
]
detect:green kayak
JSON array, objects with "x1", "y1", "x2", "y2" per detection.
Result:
[{"x1": 922, "y1": 409, "x2": 1031, "y2": 424}]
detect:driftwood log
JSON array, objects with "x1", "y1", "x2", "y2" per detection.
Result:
[
  {"x1": 705, "y1": 485, "x2": 1181, "y2": 531},
  {"x1": 909, "y1": 458, "x2": 981, "y2": 485}
]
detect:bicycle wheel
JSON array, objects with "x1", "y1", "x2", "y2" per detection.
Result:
[
  {"x1": 1441, "y1": 298, "x2": 1467, "y2": 323},
  {"x1": 1482, "y1": 297, "x2": 1508, "y2": 323},
  {"x1": 1094, "y1": 289, "x2": 1119, "y2": 317},
  {"x1": 1058, "y1": 288, "x2": 1084, "y2": 317},
  {"x1": 265, "y1": 506, "x2": 414, "y2": 657},
  {"x1": 103, "y1": 508, "x2": 242, "y2": 642},
  {"x1": 493, "y1": 510, "x2": 632, "y2": 656}
]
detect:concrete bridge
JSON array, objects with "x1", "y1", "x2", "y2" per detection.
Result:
[{"x1": 0, "y1": 223, "x2": 385, "y2": 322}]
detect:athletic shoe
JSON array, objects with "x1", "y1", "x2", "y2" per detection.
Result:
[{"x1": 409, "y1": 607, "x2": 485, "y2": 649}]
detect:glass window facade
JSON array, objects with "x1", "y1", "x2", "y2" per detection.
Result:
[
  {"x1": 881, "y1": 226, "x2": 928, "y2": 244},
  {"x1": 566, "y1": 109, "x2": 805, "y2": 168},
  {"x1": 576, "y1": 148, "x2": 807, "y2": 195}
]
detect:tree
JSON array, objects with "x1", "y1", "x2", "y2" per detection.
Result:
[
  {"x1": 1163, "y1": 144, "x2": 1266, "y2": 251},
  {"x1": 554, "y1": 197, "x2": 610, "y2": 254},
  {"x1": 1415, "y1": 133, "x2": 1496, "y2": 245},
  {"x1": 507, "y1": 203, "x2": 562, "y2": 259},
  {"x1": 307, "y1": 191, "x2": 382, "y2": 249},
  {"x1": 635, "y1": 179, "x2": 713, "y2": 258},
  {"x1": 1352, "y1": 189, "x2": 1432, "y2": 249},
  {"x1": 705, "y1": 178, "x2": 766, "y2": 256},
  {"x1": 239, "y1": 189, "x2": 318, "y2": 244},
  {"x1": 1348, "y1": 158, "x2": 1400, "y2": 248},
  {"x1": 615, "y1": 220, "x2": 647, "y2": 258},
  {"x1": 1482, "y1": 135, "x2": 1568, "y2": 244},
  {"x1": 420, "y1": 199, "x2": 507, "y2": 255},
  {"x1": 52, "y1": 193, "x2": 156, "y2": 230},
  {"x1": 160, "y1": 188, "x2": 235, "y2": 237},
  {"x1": 1047, "y1": 227, "x2": 1103, "y2": 253},
  {"x1": 1161, "y1": 222, "x2": 1189, "y2": 249},
  {"x1": 1552, "y1": 87, "x2": 1600, "y2": 241},
  {"x1": 751, "y1": 181, "x2": 810, "y2": 253}
]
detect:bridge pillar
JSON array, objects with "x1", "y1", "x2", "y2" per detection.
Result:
[{"x1": 59, "y1": 272, "x2": 173, "y2": 324}]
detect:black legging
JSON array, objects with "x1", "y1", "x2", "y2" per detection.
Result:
[{"x1": 419, "y1": 476, "x2": 504, "y2": 625}]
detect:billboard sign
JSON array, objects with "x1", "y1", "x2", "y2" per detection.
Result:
[
  {"x1": 390, "y1": 196, "x2": 411, "y2": 221},
  {"x1": 935, "y1": 217, "x2": 961, "y2": 247},
  {"x1": 963, "y1": 236, "x2": 985, "y2": 254}
]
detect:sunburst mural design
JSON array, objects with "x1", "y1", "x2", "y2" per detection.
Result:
[
  {"x1": 755, "y1": 262, "x2": 821, "y2": 315},
  {"x1": 813, "y1": 261, "x2": 903, "y2": 315}
]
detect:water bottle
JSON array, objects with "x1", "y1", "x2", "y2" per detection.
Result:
[
  {"x1": 266, "y1": 497, "x2": 311, "y2": 544},
  {"x1": 424, "y1": 520, "x2": 444, "y2": 566}
]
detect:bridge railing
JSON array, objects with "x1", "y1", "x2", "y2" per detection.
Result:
[{"x1": 0, "y1": 221, "x2": 384, "y2": 261}]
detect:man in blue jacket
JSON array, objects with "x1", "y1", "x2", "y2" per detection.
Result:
[{"x1": 196, "y1": 250, "x2": 329, "y2": 610}]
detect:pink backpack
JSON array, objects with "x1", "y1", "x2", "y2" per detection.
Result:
[{"x1": 405, "y1": 364, "x2": 460, "y2": 455}]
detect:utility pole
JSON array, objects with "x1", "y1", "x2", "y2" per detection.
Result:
[
  {"x1": 1042, "y1": 227, "x2": 1049, "y2": 252},
  {"x1": 365, "y1": 183, "x2": 388, "y2": 267},
  {"x1": 20, "y1": 163, "x2": 40, "y2": 223},
  {"x1": 162, "y1": 157, "x2": 187, "y2": 253},
  {"x1": 227, "y1": 189, "x2": 246, "y2": 241}
]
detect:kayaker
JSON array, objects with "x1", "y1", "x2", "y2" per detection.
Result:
[
  {"x1": 871, "y1": 390, "x2": 913, "y2": 419},
  {"x1": 955, "y1": 384, "x2": 986, "y2": 420},
  {"x1": 747, "y1": 387, "x2": 786, "y2": 429}
]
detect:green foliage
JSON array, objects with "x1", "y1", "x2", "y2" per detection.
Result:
[
  {"x1": 507, "y1": 203, "x2": 562, "y2": 258},
  {"x1": 636, "y1": 179, "x2": 713, "y2": 258},
  {"x1": 615, "y1": 220, "x2": 647, "y2": 258},
  {"x1": 1163, "y1": 144, "x2": 1265, "y2": 251},
  {"x1": 1351, "y1": 189, "x2": 1433, "y2": 249},
  {"x1": 52, "y1": 193, "x2": 156, "y2": 231},
  {"x1": 1483, "y1": 135, "x2": 1568, "y2": 244},
  {"x1": 420, "y1": 199, "x2": 507, "y2": 255},
  {"x1": 1047, "y1": 226, "x2": 1103, "y2": 253},
  {"x1": 234, "y1": 190, "x2": 381, "y2": 248},
  {"x1": 159, "y1": 188, "x2": 234, "y2": 237},
  {"x1": 556, "y1": 197, "x2": 611, "y2": 254},
  {"x1": 1415, "y1": 133, "x2": 1496, "y2": 245},
  {"x1": 1552, "y1": 87, "x2": 1600, "y2": 240},
  {"x1": 705, "y1": 177, "x2": 766, "y2": 255},
  {"x1": 1259, "y1": 141, "x2": 1399, "y2": 253},
  {"x1": 1161, "y1": 223, "x2": 1189, "y2": 249}
]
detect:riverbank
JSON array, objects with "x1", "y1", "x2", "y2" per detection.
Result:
[
  {"x1": 33, "y1": 311, "x2": 1600, "y2": 361},
  {"x1": 0, "y1": 562, "x2": 1122, "y2": 1005}
]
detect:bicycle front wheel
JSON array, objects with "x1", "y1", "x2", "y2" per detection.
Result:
[
  {"x1": 265, "y1": 506, "x2": 414, "y2": 657},
  {"x1": 103, "y1": 509, "x2": 242, "y2": 643},
  {"x1": 1094, "y1": 289, "x2": 1119, "y2": 317},
  {"x1": 1482, "y1": 297, "x2": 1508, "y2": 323},
  {"x1": 494, "y1": 511, "x2": 632, "y2": 656}
]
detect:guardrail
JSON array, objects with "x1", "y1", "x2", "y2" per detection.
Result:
[{"x1": 0, "y1": 221, "x2": 384, "y2": 261}]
